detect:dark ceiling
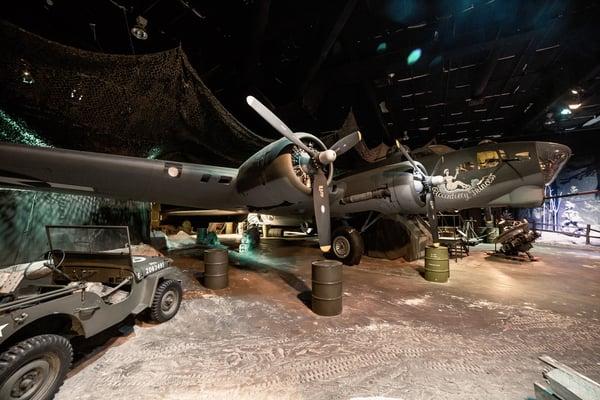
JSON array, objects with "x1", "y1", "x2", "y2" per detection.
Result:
[{"x1": 2, "y1": 0, "x2": 600, "y2": 152}]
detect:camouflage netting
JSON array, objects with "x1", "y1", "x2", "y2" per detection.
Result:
[
  {"x1": 0, "y1": 20, "x2": 270, "y2": 164},
  {"x1": 0, "y1": 191, "x2": 150, "y2": 267},
  {"x1": 0, "y1": 106, "x2": 151, "y2": 266}
]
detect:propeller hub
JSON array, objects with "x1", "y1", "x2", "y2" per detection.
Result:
[
  {"x1": 318, "y1": 149, "x2": 337, "y2": 165},
  {"x1": 430, "y1": 175, "x2": 444, "y2": 186}
]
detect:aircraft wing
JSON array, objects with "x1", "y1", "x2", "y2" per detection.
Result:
[
  {"x1": 163, "y1": 209, "x2": 248, "y2": 217},
  {"x1": 0, "y1": 143, "x2": 242, "y2": 210}
]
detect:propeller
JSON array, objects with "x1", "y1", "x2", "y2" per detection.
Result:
[
  {"x1": 395, "y1": 140, "x2": 443, "y2": 244},
  {"x1": 425, "y1": 192, "x2": 439, "y2": 243},
  {"x1": 247, "y1": 95, "x2": 362, "y2": 252}
]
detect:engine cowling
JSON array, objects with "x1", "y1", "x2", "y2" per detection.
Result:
[{"x1": 234, "y1": 134, "x2": 331, "y2": 210}]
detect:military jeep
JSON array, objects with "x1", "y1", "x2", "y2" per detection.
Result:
[{"x1": 0, "y1": 225, "x2": 182, "y2": 400}]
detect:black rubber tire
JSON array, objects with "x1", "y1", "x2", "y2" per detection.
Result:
[
  {"x1": 150, "y1": 279, "x2": 182, "y2": 323},
  {"x1": 0, "y1": 334, "x2": 72, "y2": 400},
  {"x1": 327, "y1": 226, "x2": 364, "y2": 266}
]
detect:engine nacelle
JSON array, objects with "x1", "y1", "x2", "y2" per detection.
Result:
[
  {"x1": 332, "y1": 171, "x2": 425, "y2": 216},
  {"x1": 234, "y1": 134, "x2": 330, "y2": 210}
]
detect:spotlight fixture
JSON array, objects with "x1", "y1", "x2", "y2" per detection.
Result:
[
  {"x1": 131, "y1": 16, "x2": 148, "y2": 40},
  {"x1": 566, "y1": 87, "x2": 582, "y2": 110},
  {"x1": 376, "y1": 42, "x2": 388, "y2": 53},
  {"x1": 559, "y1": 108, "x2": 572, "y2": 116},
  {"x1": 21, "y1": 70, "x2": 34, "y2": 84},
  {"x1": 407, "y1": 48, "x2": 422, "y2": 65}
]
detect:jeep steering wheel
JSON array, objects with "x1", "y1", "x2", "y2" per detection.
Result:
[{"x1": 43, "y1": 249, "x2": 74, "y2": 282}]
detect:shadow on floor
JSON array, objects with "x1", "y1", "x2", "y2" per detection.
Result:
[{"x1": 69, "y1": 315, "x2": 138, "y2": 376}]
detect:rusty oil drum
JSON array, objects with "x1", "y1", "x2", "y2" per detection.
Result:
[
  {"x1": 203, "y1": 248, "x2": 229, "y2": 289},
  {"x1": 424, "y1": 245, "x2": 449, "y2": 283},
  {"x1": 311, "y1": 260, "x2": 343, "y2": 316}
]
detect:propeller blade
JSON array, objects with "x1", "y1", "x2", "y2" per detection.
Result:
[
  {"x1": 313, "y1": 169, "x2": 331, "y2": 252},
  {"x1": 396, "y1": 139, "x2": 427, "y2": 176},
  {"x1": 330, "y1": 131, "x2": 362, "y2": 156},
  {"x1": 425, "y1": 191, "x2": 439, "y2": 244},
  {"x1": 246, "y1": 96, "x2": 314, "y2": 154}
]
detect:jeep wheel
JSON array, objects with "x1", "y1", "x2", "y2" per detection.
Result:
[
  {"x1": 150, "y1": 280, "x2": 182, "y2": 323},
  {"x1": 0, "y1": 334, "x2": 72, "y2": 400}
]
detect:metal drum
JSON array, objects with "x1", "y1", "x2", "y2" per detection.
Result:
[
  {"x1": 424, "y1": 245, "x2": 449, "y2": 283},
  {"x1": 203, "y1": 249, "x2": 229, "y2": 289},
  {"x1": 311, "y1": 260, "x2": 343, "y2": 316}
]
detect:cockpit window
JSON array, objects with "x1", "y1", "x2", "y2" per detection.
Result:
[
  {"x1": 536, "y1": 143, "x2": 571, "y2": 185},
  {"x1": 458, "y1": 161, "x2": 475, "y2": 172},
  {"x1": 477, "y1": 151, "x2": 500, "y2": 169}
]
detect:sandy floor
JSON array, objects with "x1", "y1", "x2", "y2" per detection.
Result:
[{"x1": 56, "y1": 237, "x2": 600, "y2": 400}]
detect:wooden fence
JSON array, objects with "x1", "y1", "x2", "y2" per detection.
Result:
[{"x1": 531, "y1": 221, "x2": 600, "y2": 245}]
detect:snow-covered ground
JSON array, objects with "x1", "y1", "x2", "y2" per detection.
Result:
[{"x1": 536, "y1": 230, "x2": 600, "y2": 249}]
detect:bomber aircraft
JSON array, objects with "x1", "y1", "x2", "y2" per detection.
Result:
[{"x1": 0, "y1": 96, "x2": 571, "y2": 265}]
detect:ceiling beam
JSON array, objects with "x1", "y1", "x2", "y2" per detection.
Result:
[
  {"x1": 328, "y1": 28, "x2": 542, "y2": 85},
  {"x1": 520, "y1": 40, "x2": 600, "y2": 133},
  {"x1": 298, "y1": 0, "x2": 358, "y2": 95},
  {"x1": 243, "y1": 0, "x2": 272, "y2": 84}
]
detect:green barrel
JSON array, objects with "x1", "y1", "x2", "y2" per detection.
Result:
[
  {"x1": 424, "y1": 245, "x2": 449, "y2": 283},
  {"x1": 311, "y1": 260, "x2": 343, "y2": 316},
  {"x1": 203, "y1": 249, "x2": 229, "y2": 289}
]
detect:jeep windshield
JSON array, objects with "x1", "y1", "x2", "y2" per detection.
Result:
[{"x1": 46, "y1": 225, "x2": 132, "y2": 257}]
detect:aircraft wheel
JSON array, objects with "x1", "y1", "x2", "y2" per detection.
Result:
[
  {"x1": 328, "y1": 226, "x2": 364, "y2": 266},
  {"x1": 0, "y1": 334, "x2": 72, "y2": 400},
  {"x1": 150, "y1": 280, "x2": 182, "y2": 323}
]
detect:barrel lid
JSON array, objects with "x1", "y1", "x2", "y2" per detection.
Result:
[
  {"x1": 204, "y1": 248, "x2": 227, "y2": 254},
  {"x1": 312, "y1": 260, "x2": 343, "y2": 268}
]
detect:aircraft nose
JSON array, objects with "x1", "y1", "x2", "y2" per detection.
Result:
[{"x1": 536, "y1": 142, "x2": 572, "y2": 185}]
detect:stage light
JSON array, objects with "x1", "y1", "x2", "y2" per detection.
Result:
[
  {"x1": 376, "y1": 42, "x2": 388, "y2": 53},
  {"x1": 566, "y1": 88, "x2": 582, "y2": 110},
  {"x1": 560, "y1": 108, "x2": 572, "y2": 116},
  {"x1": 131, "y1": 16, "x2": 149, "y2": 40},
  {"x1": 407, "y1": 48, "x2": 422, "y2": 65},
  {"x1": 21, "y1": 70, "x2": 34, "y2": 84}
]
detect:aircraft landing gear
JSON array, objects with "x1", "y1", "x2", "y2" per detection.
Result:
[{"x1": 326, "y1": 226, "x2": 364, "y2": 266}]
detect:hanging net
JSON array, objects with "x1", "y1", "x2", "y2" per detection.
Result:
[{"x1": 0, "y1": 20, "x2": 270, "y2": 165}]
